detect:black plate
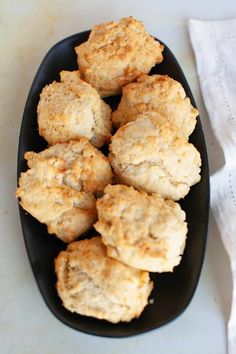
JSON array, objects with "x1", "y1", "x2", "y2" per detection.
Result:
[{"x1": 17, "y1": 31, "x2": 210, "y2": 337}]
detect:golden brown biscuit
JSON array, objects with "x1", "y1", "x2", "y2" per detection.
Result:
[
  {"x1": 16, "y1": 139, "x2": 112, "y2": 242},
  {"x1": 37, "y1": 71, "x2": 111, "y2": 148},
  {"x1": 75, "y1": 17, "x2": 164, "y2": 97},
  {"x1": 112, "y1": 74, "x2": 198, "y2": 139},
  {"x1": 55, "y1": 236, "x2": 153, "y2": 323},
  {"x1": 95, "y1": 185, "x2": 188, "y2": 272},
  {"x1": 109, "y1": 116, "x2": 201, "y2": 200}
]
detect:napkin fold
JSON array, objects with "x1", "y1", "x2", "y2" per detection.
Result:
[{"x1": 189, "y1": 19, "x2": 236, "y2": 354}]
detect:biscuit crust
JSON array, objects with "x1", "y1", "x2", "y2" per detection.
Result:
[
  {"x1": 112, "y1": 74, "x2": 198, "y2": 139},
  {"x1": 55, "y1": 236, "x2": 153, "y2": 323},
  {"x1": 109, "y1": 116, "x2": 201, "y2": 200},
  {"x1": 37, "y1": 71, "x2": 111, "y2": 148},
  {"x1": 16, "y1": 139, "x2": 112, "y2": 242},
  {"x1": 95, "y1": 185, "x2": 188, "y2": 272},
  {"x1": 75, "y1": 17, "x2": 164, "y2": 97}
]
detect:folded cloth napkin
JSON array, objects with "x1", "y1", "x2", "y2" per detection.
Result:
[{"x1": 188, "y1": 19, "x2": 236, "y2": 354}]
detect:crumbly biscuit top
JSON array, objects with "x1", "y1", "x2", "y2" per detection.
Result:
[
  {"x1": 109, "y1": 116, "x2": 201, "y2": 200},
  {"x1": 37, "y1": 71, "x2": 112, "y2": 147},
  {"x1": 26, "y1": 138, "x2": 112, "y2": 194},
  {"x1": 55, "y1": 236, "x2": 153, "y2": 322},
  {"x1": 16, "y1": 140, "x2": 112, "y2": 242},
  {"x1": 112, "y1": 74, "x2": 198, "y2": 138},
  {"x1": 95, "y1": 185, "x2": 188, "y2": 272},
  {"x1": 75, "y1": 17, "x2": 164, "y2": 96}
]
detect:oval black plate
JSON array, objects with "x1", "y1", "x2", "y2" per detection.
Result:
[{"x1": 17, "y1": 31, "x2": 210, "y2": 337}]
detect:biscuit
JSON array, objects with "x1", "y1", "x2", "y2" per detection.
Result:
[
  {"x1": 55, "y1": 236, "x2": 153, "y2": 323},
  {"x1": 16, "y1": 139, "x2": 112, "y2": 242},
  {"x1": 37, "y1": 70, "x2": 112, "y2": 148},
  {"x1": 75, "y1": 17, "x2": 164, "y2": 97},
  {"x1": 95, "y1": 185, "x2": 188, "y2": 272},
  {"x1": 109, "y1": 116, "x2": 201, "y2": 200},
  {"x1": 112, "y1": 74, "x2": 198, "y2": 139}
]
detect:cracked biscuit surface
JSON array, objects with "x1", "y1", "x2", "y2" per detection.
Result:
[
  {"x1": 75, "y1": 17, "x2": 164, "y2": 97},
  {"x1": 109, "y1": 115, "x2": 201, "y2": 200},
  {"x1": 16, "y1": 139, "x2": 112, "y2": 242},
  {"x1": 37, "y1": 70, "x2": 112, "y2": 148},
  {"x1": 112, "y1": 74, "x2": 198, "y2": 139},
  {"x1": 55, "y1": 236, "x2": 153, "y2": 323},
  {"x1": 95, "y1": 185, "x2": 188, "y2": 272}
]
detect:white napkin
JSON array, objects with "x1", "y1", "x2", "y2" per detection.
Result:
[{"x1": 188, "y1": 19, "x2": 236, "y2": 354}]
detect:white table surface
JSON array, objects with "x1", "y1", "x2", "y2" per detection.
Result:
[{"x1": 1, "y1": 0, "x2": 235, "y2": 353}]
